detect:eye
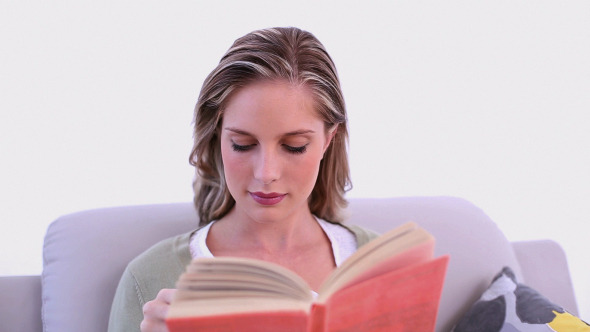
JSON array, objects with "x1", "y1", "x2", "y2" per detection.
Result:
[
  {"x1": 283, "y1": 144, "x2": 308, "y2": 154},
  {"x1": 231, "y1": 143, "x2": 255, "y2": 152}
]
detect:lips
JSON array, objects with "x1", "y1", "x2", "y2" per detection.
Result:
[{"x1": 249, "y1": 192, "x2": 286, "y2": 206}]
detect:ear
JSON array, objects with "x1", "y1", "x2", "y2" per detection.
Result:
[{"x1": 322, "y1": 124, "x2": 338, "y2": 155}]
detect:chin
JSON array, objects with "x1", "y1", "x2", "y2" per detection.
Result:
[
  {"x1": 247, "y1": 208, "x2": 291, "y2": 224},
  {"x1": 240, "y1": 201, "x2": 300, "y2": 224}
]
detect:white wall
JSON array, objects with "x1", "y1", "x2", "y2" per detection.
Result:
[{"x1": 2, "y1": 0, "x2": 588, "y2": 319}]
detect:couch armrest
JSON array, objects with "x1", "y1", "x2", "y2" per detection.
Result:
[
  {"x1": 512, "y1": 240, "x2": 578, "y2": 315},
  {"x1": 0, "y1": 275, "x2": 43, "y2": 332}
]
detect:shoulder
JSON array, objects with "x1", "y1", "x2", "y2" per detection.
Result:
[
  {"x1": 341, "y1": 224, "x2": 380, "y2": 248},
  {"x1": 125, "y1": 231, "x2": 195, "y2": 300},
  {"x1": 108, "y1": 230, "x2": 195, "y2": 332},
  {"x1": 321, "y1": 219, "x2": 379, "y2": 248}
]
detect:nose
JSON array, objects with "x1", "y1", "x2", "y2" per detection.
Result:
[{"x1": 254, "y1": 147, "x2": 280, "y2": 185}]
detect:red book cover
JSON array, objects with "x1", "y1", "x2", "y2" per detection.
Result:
[{"x1": 310, "y1": 256, "x2": 449, "y2": 332}]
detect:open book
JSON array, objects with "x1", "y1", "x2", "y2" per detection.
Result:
[{"x1": 166, "y1": 222, "x2": 449, "y2": 332}]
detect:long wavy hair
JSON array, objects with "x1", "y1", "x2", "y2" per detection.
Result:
[{"x1": 189, "y1": 27, "x2": 351, "y2": 226}]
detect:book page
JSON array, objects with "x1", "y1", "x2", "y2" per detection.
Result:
[
  {"x1": 175, "y1": 273, "x2": 311, "y2": 301},
  {"x1": 168, "y1": 297, "x2": 310, "y2": 318},
  {"x1": 175, "y1": 257, "x2": 314, "y2": 303},
  {"x1": 318, "y1": 222, "x2": 434, "y2": 299}
]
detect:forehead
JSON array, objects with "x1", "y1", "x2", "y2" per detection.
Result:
[{"x1": 221, "y1": 80, "x2": 324, "y2": 134}]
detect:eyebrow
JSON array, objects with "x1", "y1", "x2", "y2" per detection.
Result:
[{"x1": 224, "y1": 127, "x2": 316, "y2": 136}]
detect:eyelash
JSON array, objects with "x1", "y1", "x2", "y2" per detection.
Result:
[
  {"x1": 231, "y1": 143, "x2": 308, "y2": 154},
  {"x1": 231, "y1": 143, "x2": 253, "y2": 152},
  {"x1": 284, "y1": 144, "x2": 307, "y2": 154}
]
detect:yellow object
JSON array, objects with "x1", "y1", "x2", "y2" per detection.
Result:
[{"x1": 548, "y1": 311, "x2": 590, "y2": 331}]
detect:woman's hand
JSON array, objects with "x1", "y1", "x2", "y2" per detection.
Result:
[{"x1": 140, "y1": 288, "x2": 176, "y2": 332}]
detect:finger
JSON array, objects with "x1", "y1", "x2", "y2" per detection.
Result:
[
  {"x1": 157, "y1": 288, "x2": 177, "y2": 304},
  {"x1": 143, "y1": 299, "x2": 169, "y2": 320},
  {"x1": 140, "y1": 317, "x2": 169, "y2": 332}
]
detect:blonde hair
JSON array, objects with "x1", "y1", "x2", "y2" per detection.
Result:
[{"x1": 189, "y1": 27, "x2": 350, "y2": 225}]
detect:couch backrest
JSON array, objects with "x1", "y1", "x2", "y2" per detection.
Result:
[
  {"x1": 40, "y1": 196, "x2": 552, "y2": 332},
  {"x1": 347, "y1": 197, "x2": 524, "y2": 331},
  {"x1": 42, "y1": 203, "x2": 197, "y2": 332}
]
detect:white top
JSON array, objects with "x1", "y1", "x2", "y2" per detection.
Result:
[{"x1": 189, "y1": 217, "x2": 357, "y2": 266}]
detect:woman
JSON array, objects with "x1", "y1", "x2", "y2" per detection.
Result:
[{"x1": 108, "y1": 27, "x2": 377, "y2": 332}]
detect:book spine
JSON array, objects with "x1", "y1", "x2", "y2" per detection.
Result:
[{"x1": 308, "y1": 303, "x2": 326, "y2": 332}]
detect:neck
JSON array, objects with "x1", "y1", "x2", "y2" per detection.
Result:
[{"x1": 211, "y1": 206, "x2": 321, "y2": 254}]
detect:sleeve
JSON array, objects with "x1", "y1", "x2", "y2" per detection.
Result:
[{"x1": 108, "y1": 267, "x2": 145, "y2": 332}]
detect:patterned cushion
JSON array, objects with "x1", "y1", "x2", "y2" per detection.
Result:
[{"x1": 452, "y1": 267, "x2": 589, "y2": 332}]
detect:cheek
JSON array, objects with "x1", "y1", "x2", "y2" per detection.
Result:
[
  {"x1": 289, "y1": 150, "x2": 324, "y2": 186},
  {"x1": 221, "y1": 147, "x2": 249, "y2": 185}
]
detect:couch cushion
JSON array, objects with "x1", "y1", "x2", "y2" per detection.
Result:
[
  {"x1": 512, "y1": 240, "x2": 579, "y2": 316},
  {"x1": 41, "y1": 203, "x2": 198, "y2": 332},
  {"x1": 346, "y1": 196, "x2": 523, "y2": 332},
  {"x1": 41, "y1": 197, "x2": 523, "y2": 332}
]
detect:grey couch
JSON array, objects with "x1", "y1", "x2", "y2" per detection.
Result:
[{"x1": 0, "y1": 196, "x2": 578, "y2": 332}]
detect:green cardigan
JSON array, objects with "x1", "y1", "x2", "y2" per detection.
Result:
[{"x1": 107, "y1": 224, "x2": 378, "y2": 332}]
